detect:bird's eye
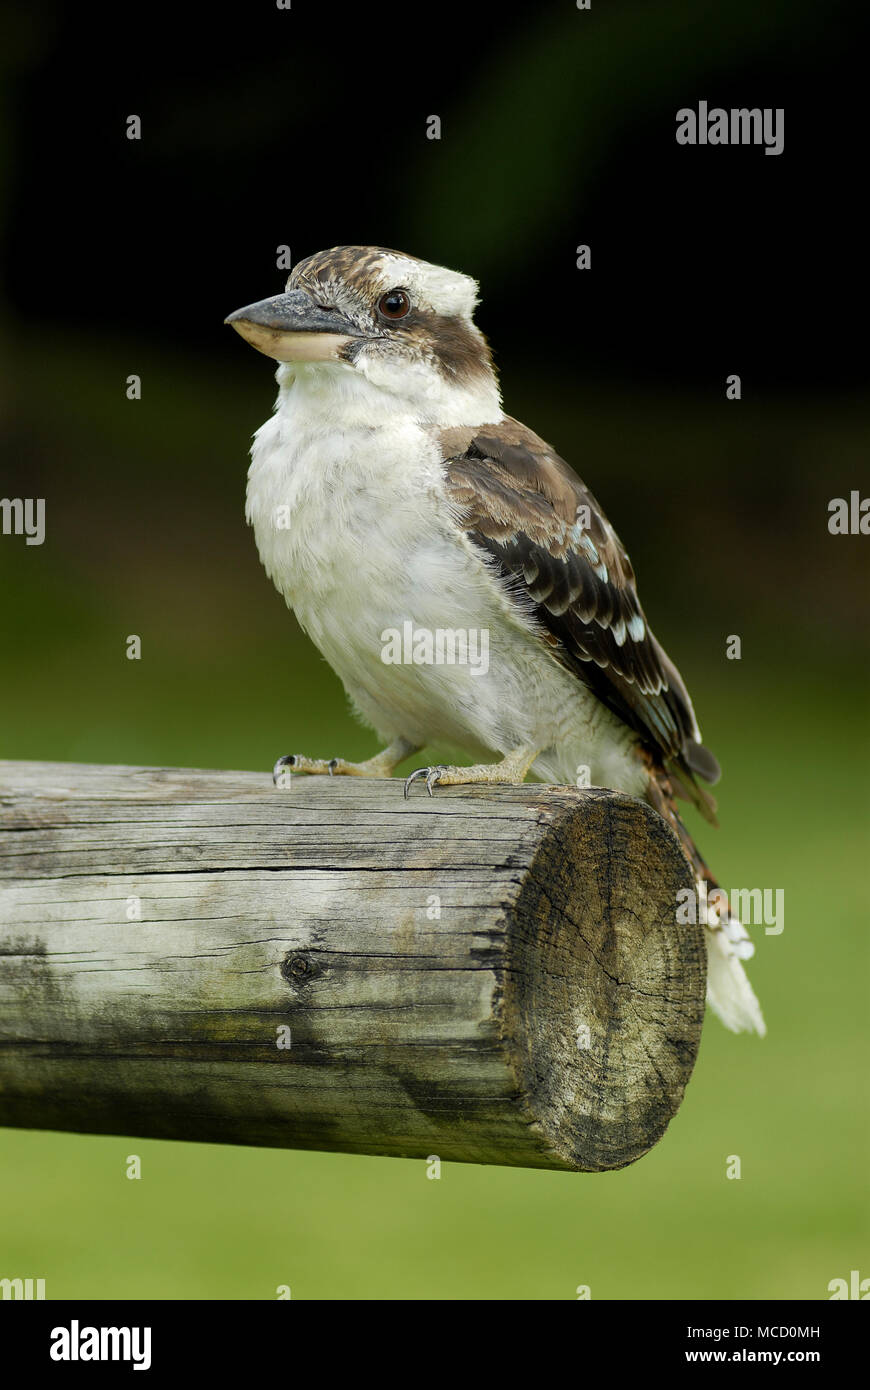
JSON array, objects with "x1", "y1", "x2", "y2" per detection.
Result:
[{"x1": 377, "y1": 289, "x2": 411, "y2": 320}]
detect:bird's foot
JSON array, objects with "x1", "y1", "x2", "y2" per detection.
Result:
[
  {"x1": 273, "y1": 737, "x2": 420, "y2": 788},
  {"x1": 273, "y1": 754, "x2": 352, "y2": 786},
  {"x1": 403, "y1": 746, "x2": 539, "y2": 799}
]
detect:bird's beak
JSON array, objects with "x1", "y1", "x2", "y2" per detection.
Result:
[{"x1": 224, "y1": 289, "x2": 364, "y2": 362}]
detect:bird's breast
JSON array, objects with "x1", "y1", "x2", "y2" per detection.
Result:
[{"x1": 246, "y1": 410, "x2": 457, "y2": 644}]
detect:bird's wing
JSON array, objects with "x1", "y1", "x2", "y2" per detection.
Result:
[{"x1": 439, "y1": 417, "x2": 720, "y2": 817}]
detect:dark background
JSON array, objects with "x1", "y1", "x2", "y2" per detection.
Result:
[
  {"x1": 3, "y1": 0, "x2": 865, "y2": 384},
  {"x1": 0, "y1": 0, "x2": 867, "y2": 1301},
  {"x1": 2, "y1": 0, "x2": 867, "y2": 679}
]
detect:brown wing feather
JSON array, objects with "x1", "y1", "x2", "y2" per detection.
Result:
[{"x1": 440, "y1": 417, "x2": 720, "y2": 817}]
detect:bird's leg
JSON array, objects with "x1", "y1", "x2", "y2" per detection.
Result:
[
  {"x1": 403, "y1": 745, "x2": 540, "y2": 799},
  {"x1": 273, "y1": 736, "x2": 420, "y2": 787}
]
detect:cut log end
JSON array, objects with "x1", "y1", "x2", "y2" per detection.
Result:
[{"x1": 505, "y1": 792, "x2": 705, "y2": 1171}]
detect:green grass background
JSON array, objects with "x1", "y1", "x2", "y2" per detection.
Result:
[{"x1": 0, "y1": 338, "x2": 867, "y2": 1300}]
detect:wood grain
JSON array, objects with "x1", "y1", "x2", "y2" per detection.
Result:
[{"x1": 0, "y1": 761, "x2": 705, "y2": 1171}]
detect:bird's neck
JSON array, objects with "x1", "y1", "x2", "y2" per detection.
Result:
[{"x1": 273, "y1": 358, "x2": 502, "y2": 432}]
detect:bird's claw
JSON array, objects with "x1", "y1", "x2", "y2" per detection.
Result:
[
  {"x1": 273, "y1": 754, "x2": 297, "y2": 786},
  {"x1": 273, "y1": 754, "x2": 348, "y2": 785},
  {"x1": 403, "y1": 765, "x2": 446, "y2": 799}
]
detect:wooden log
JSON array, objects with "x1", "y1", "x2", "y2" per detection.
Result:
[{"x1": 0, "y1": 760, "x2": 705, "y2": 1172}]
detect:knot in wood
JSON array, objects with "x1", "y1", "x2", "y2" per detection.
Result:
[{"x1": 281, "y1": 952, "x2": 317, "y2": 985}]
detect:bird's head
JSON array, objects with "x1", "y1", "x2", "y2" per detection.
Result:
[{"x1": 225, "y1": 246, "x2": 499, "y2": 418}]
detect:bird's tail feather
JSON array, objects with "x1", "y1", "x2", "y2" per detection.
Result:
[
  {"x1": 704, "y1": 918, "x2": 766, "y2": 1035},
  {"x1": 645, "y1": 764, "x2": 766, "y2": 1036}
]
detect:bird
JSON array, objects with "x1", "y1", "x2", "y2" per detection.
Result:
[{"x1": 226, "y1": 245, "x2": 765, "y2": 1036}]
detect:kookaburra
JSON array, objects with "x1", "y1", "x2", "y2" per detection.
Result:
[{"x1": 226, "y1": 245, "x2": 764, "y2": 1036}]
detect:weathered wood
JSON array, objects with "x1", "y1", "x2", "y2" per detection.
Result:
[{"x1": 0, "y1": 760, "x2": 705, "y2": 1171}]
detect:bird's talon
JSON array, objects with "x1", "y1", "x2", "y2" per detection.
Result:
[
  {"x1": 403, "y1": 767, "x2": 428, "y2": 799},
  {"x1": 272, "y1": 754, "x2": 296, "y2": 786},
  {"x1": 404, "y1": 765, "x2": 446, "y2": 799}
]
